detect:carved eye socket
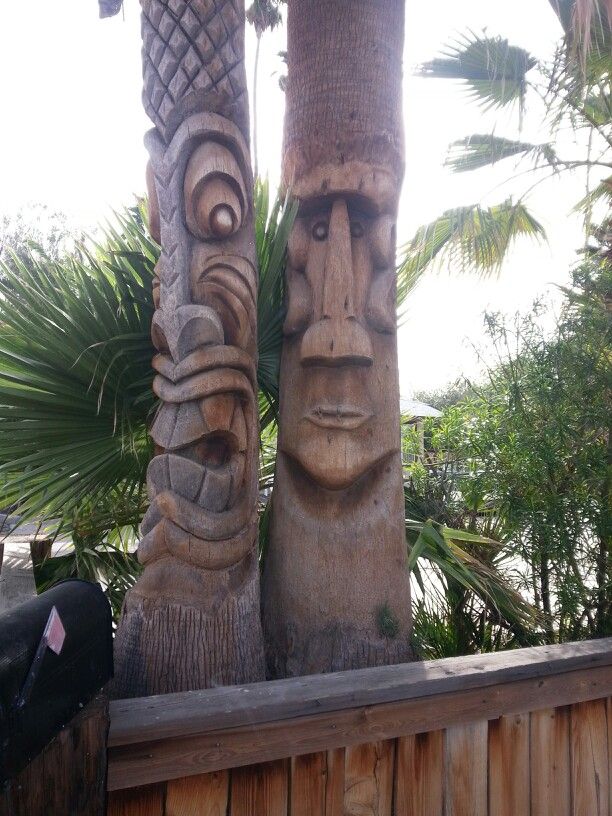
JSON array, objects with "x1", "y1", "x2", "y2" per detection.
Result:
[
  {"x1": 350, "y1": 220, "x2": 365, "y2": 238},
  {"x1": 312, "y1": 221, "x2": 328, "y2": 241},
  {"x1": 184, "y1": 142, "x2": 247, "y2": 241}
]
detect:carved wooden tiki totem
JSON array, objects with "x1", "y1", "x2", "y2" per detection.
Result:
[
  {"x1": 262, "y1": 0, "x2": 413, "y2": 676},
  {"x1": 113, "y1": 0, "x2": 265, "y2": 696}
]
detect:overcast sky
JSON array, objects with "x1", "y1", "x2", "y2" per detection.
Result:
[{"x1": 0, "y1": 0, "x2": 600, "y2": 393}]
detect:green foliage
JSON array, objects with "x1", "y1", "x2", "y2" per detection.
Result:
[
  {"x1": 418, "y1": 32, "x2": 536, "y2": 113},
  {"x1": 0, "y1": 208, "x2": 156, "y2": 523},
  {"x1": 445, "y1": 135, "x2": 558, "y2": 174},
  {"x1": 376, "y1": 603, "x2": 400, "y2": 639},
  {"x1": 404, "y1": 21, "x2": 612, "y2": 277},
  {"x1": 399, "y1": 200, "x2": 545, "y2": 278},
  {"x1": 406, "y1": 246, "x2": 611, "y2": 648},
  {"x1": 254, "y1": 180, "x2": 299, "y2": 429},
  {"x1": 246, "y1": 0, "x2": 283, "y2": 36}
]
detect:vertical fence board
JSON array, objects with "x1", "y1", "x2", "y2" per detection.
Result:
[
  {"x1": 530, "y1": 707, "x2": 571, "y2": 816},
  {"x1": 291, "y1": 753, "x2": 326, "y2": 816},
  {"x1": 4, "y1": 695, "x2": 108, "y2": 816},
  {"x1": 608, "y1": 699, "x2": 612, "y2": 816},
  {"x1": 165, "y1": 771, "x2": 228, "y2": 816},
  {"x1": 570, "y1": 700, "x2": 609, "y2": 816},
  {"x1": 488, "y1": 714, "x2": 529, "y2": 816},
  {"x1": 230, "y1": 759, "x2": 288, "y2": 816},
  {"x1": 444, "y1": 722, "x2": 487, "y2": 816},
  {"x1": 394, "y1": 731, "x2": 444, "y2": 816},
  {"x1": 344, "y1": 740, "x2": 395, "y2": 816},
  {"x1": 325, "y1": 748, "x2": 345, "y2": 816},
  {"x1": 107, "y1": 784, "x2": 165, "y2": 816}
]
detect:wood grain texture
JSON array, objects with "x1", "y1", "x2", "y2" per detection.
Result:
[
  {"x1": 530, "y1": 707, "x2": 571, "y2": 816},
  {"x1": 444, "y1": 722, "x2": 487, "y2": 816},
  {"x1": 290, "y1": 752, "x2": 326, "y2": 816},
  {"x1": 343, "y1": 740, "x2": 394, "y2": 816},
  {"x1": 108, "y1": 665, "x2": 612, "y2": 790},
  {"x1": 488, "y1": 713, "x2": 530, "y2": 816},
  {"x1": 262, "y1": 0, "x2": 413, "y2": 679},
  {"x1": 608, "y1": 698, "x2": 612, "y2": 816},
  {"x1": 570, "y1": 700, "x2": 609, "y2": 816},
  {"x1": 2, "y1": 695, "x2": 108, "y2": 816},
  {"x1": 165, "y1": 771, "x2": 228, "y2": 816},
  {"x1": 112, "y1": 0, "x2": 265, "y2": 697},
  {"x1": 394, "y1": 730, "x2": 444, "y2": 816},
  {"x1": 325, "y1": 749, "x2": 345, "y2": 816},
  {"x1": 230, "y1": 759, "x2": 288, "y2": 816},
  {"x1": 107, "y1": 784, "x2": 165, "y2": 816},
  {"x1": 109, "y1": 639, "x2": 612, "y2": 746}
]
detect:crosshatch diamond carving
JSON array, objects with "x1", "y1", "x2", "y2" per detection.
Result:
[{"x1": 141, "y1": 0, "x2": 246, "y2": 144}]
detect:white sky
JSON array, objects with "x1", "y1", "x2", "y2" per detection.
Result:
[{"x1": 0, "y1": 0, "x2": 602, "y2": 393}]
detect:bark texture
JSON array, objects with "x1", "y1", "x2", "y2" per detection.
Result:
[
  {"x1": 113, "y1": 0, "x2": 264, "y2": 697},
  {"x1": 262, "y1": 0, "x2": 413, "y2": 677}
]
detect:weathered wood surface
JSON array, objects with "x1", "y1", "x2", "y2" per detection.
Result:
[
  {"x1": 110, "y1": 638, "x2": 612, "y2": 746},
  {"x1": 1, "y1": 695, "x2": 108, "y2": 816},
  {"x1": 107, "y1": 697, "x2": 612, "y2": 815},
  {"x1": 108, "y1": 664, "x2": 611, "y2": 790},
  {"x1": 395, "y1": 730, "x2": 444, "y2": 816},
  {"x1": 570, "y1": 700, "x2": 609, "y2": 816},
  {"x1": 113, "y1": 0, "x2": 265, "y2": 697},
  {"x1": 530, "y1": 707, "x2": 572, "y2": 816},
  {"x1": 107, "y1": 643, "x2": 612, "y2": 814},
  {"x1": 262, "y1": 0, "x2": 413, "y2": 678},
  {"x1": 488, "y1": 713, "x2": 530, "y2": 816}
]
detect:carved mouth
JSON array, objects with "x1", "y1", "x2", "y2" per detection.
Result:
[{"x1": 306, "y1": 405, "x2": 372, "y2": 430}]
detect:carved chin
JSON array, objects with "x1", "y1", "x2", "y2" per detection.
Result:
[{"x1": 283, "y1": 432, "x2": 395, "y2": 491}]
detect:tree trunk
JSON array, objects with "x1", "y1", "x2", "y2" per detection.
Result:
[
  {"x1": 262, "y1": 0, "x2": 413, "y2": 677},
  {"x1": 113, "y1": 0, "x2": 264, "y2": 696}
]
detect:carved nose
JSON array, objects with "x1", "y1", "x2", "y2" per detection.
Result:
[{"x1": 300, "y1": 199, "x2": 373, "y2": 367}]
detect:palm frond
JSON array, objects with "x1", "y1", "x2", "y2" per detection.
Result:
[
  {"x1": 399, "y1": 199, "x2": 546, "y2": 278},
  {"x1": 406, "y1": 518, "x2": 539, "y2": 632},
  {"x1": 0, "y1": 209, "x2": 156, "y2": 523},
  {"x1": 573, "y1": 175, "x2": 612, "y2": 213},
  {"x1": 254, "y1": 179, "x2": 298, "y2": 429},
  {"x1": 418, "y1": 32, "x2": 537, "y2": 113},
  {"x1": 446, "y1": 135, "x2": 558, "y2": 174}
]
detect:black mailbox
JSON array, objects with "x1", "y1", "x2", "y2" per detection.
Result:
[{"x1": 0, "y1": 579, "x2": 113, "y2": 783}]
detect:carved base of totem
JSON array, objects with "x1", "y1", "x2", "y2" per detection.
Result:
[
  {"x1": 113, "y1": 551, "x2": 264, "y2": 697},
  {"x1": 263, "y1": 456, "x2": 414, "y2": 678}
]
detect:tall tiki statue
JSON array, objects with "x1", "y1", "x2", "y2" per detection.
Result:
[
  {"x1": 114, "y1": 0, "x2": 265, "y2": 696},
  {"x1": 262, "y1": 0, "x2": 413, "y2": 676}
]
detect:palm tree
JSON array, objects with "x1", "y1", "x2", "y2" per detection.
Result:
[
  {"x1": 246, "y1": 0, "x2": 283, "y2": 179},
  {"x1": 400, "y1": 8, "x2": 611, "y2": 279}
]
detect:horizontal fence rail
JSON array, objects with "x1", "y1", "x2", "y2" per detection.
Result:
[{"x1": 107, "y1": 638, "x2": 612, "y2": 815}]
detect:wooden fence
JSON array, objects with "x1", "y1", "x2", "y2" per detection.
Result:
[{"x1": 107, "y1": 638, "x2": 612, "y2": 815}]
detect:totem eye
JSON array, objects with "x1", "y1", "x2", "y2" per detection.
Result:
[
  {"x1": 350, "y1": 220, "x2": 365, "y2": 238},
  {"x1": 312, "y1": 221, "x2": 328, "y2": 241}
]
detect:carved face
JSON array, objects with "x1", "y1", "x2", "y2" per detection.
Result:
[
  {"x1": 279, "y1": 192, "x2": 401, "y2": 490},
  {"x1": 139, "y1": 115, "x2": 259, "y2": 576}
]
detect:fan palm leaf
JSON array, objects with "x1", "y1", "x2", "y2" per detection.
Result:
[
  {"x1": 399, "y1": 199, "x2": 546, "y2": 278},
  {"x1": 445, "y1": 135, "x2": 559, "y2": 174},
  {"x1": 418, "y1": 32, "x2": 536, "y2": 114}
]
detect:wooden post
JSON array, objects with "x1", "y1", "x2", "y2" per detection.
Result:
[
  {"x1": 262, "y1": 0, "x2": 413, "y2": 677},
  {"x1": 0, "y1": 695, "x2": 108, "y2": 816},
  {"x1": 113, "y1": 0, "x2": 264, "y2": 696}
]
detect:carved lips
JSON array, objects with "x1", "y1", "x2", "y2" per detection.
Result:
[{"x1": 306, "y1": 404, "x2": 372, "y2": 430}]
